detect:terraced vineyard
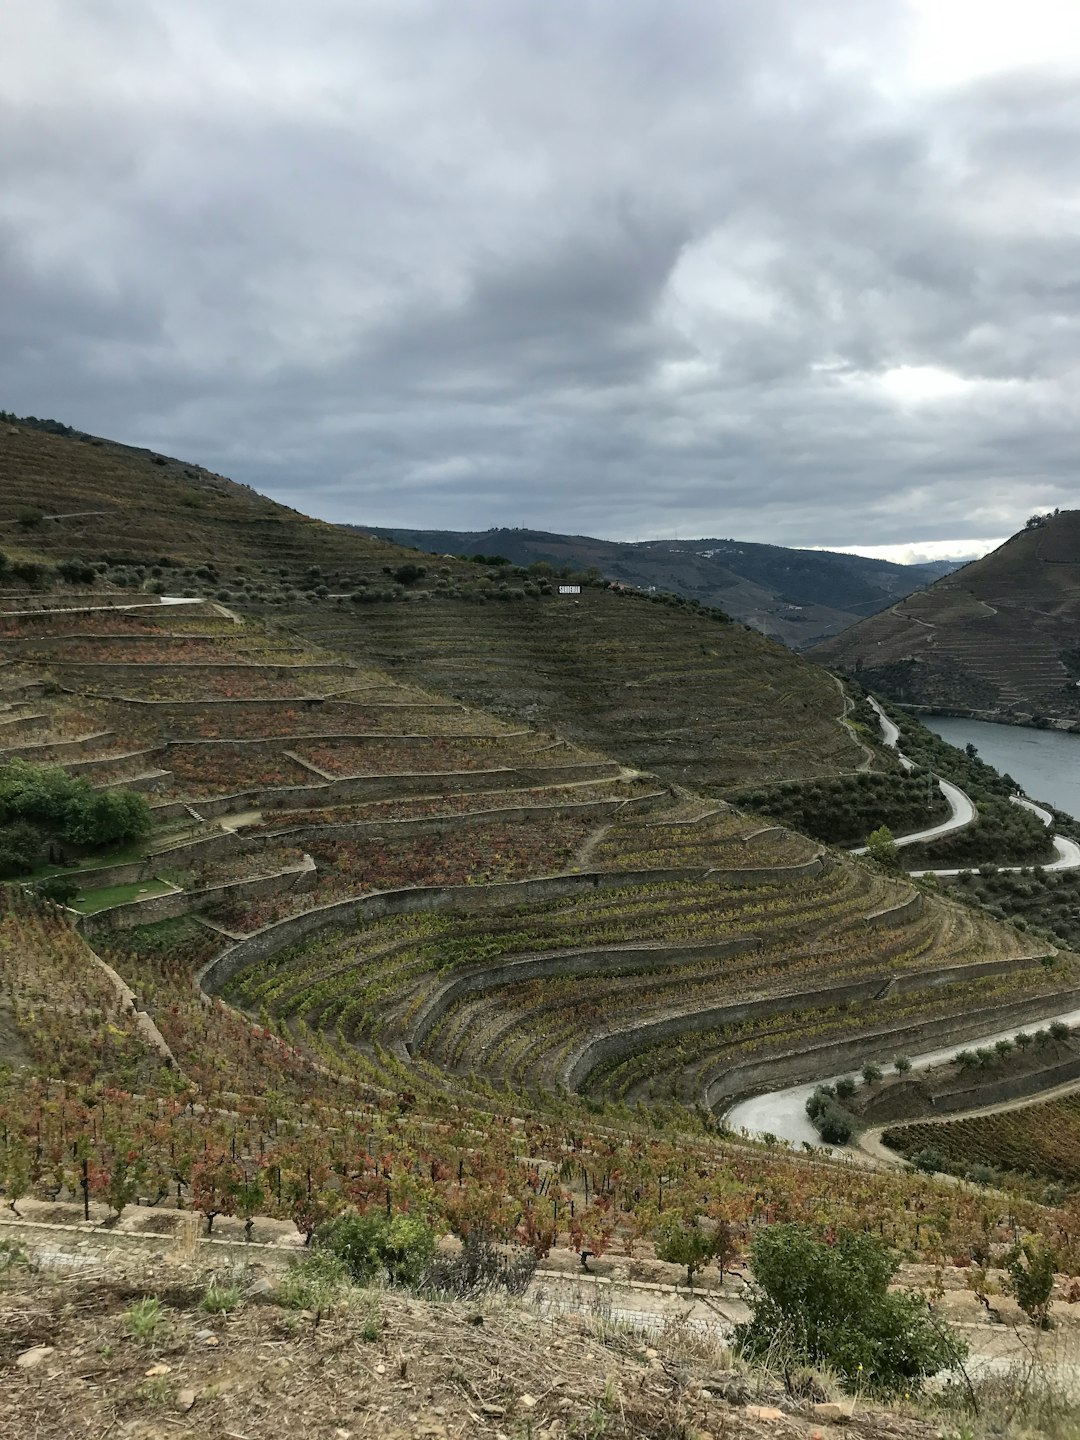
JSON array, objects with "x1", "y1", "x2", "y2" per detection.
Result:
[
  {"x1": 281, "y1": 594, "x2": 857, "y2": 791},
  {"x1": 883, "y1": 1096, "x2": 1080, "y2": 1185},
  {"x1": 5, "y1": 420, "x2": 1080, "y2": 1282}
]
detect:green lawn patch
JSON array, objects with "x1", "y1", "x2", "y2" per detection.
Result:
[{"x1": 70, "y1": 878, "x2": 176, "y2": 914}]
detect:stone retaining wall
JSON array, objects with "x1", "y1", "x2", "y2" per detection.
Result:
[
  {"x1": 197, "y1": 865, "x2": 724, "y2": 996},
  {"x1": 0, "y1": 729, "x2": 114, "y2": 758},
  {"x1": 53, "y1": 659, "x2": 357, "y2": 678},
  {"x1": 407, "y1": 937, "x2": 762, "y2": 1051},
  {"x1": 564, "y1": 952, "x2": 1054, "y2": 1096},
  {"x1": 708, "y1": 986, "x2": 1080, "y2": 1116},
  {"x1": 864, "y1": 891, "x2": 925, "y2": 928},
  {"x1": 71, "y1": 792, "x2": 664, "y2": 890},
  {"x1": 79, "y1": 857, "x2": 315, "y2": 933},
  {"x1": 155, "y1": 762, "x2": 623, "y2": 820},
  {"x1": 79, "y1": 935, "x2": 178, "y2": 1070},
  {"x1": 864, "y1": 1054, "x2": 1080, "y2": 1125}
]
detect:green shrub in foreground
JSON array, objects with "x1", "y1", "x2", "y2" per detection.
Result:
[
  {"x1": 313, "y1": 1210, "x2": 436, "y2": 1288},
  {"x1": 733, "y1": 1224, "x2": 966, "y2": 1395}
]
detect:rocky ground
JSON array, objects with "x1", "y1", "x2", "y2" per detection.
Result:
[{"x1": 0, "y1": 1224, "x2": 947, "y2": 1440}]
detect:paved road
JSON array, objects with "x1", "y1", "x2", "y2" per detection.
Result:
[
  {"x1": 851, "y1": 698, "x2": 976, "y2": 851},
  {"x1": 726, "y1": 697, "x2": 1080, "y2": 1143},
  {"x1": 725, "y1": 1004, "x2": 1080, "y2": 1146}
]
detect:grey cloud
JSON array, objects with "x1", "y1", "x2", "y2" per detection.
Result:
[{"x1": 1, "y1": 0, "x2": 1077, "y2": 550}]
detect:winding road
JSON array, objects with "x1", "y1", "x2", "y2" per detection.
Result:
[{"x1": 725, "y1": 696, "x2": 1080, "y2": 1144}]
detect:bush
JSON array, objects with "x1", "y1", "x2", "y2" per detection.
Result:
[
  {"x1": 733, "y1": 1225, "x2": 966, "y2": 1395},
  {"x1": 313, "y1": 1210, "x2": 436, "y2": 1289},
  {"x1": 0, "y1": 820, "x2": 43, "y2": 876},
  {"x1": 36, "y1": 875, "x2": 79, "y2": 905},
  {"x1": 1007, "y1": 1239, "x2": 1056, "y2": 1328},
  {"x1": 866, "y1": 825, "x2": 898, "y2": 869},
  {"x1": 655, "y1": 1213, "x2": 721, "y2": 1286},
  {"x1": 420, "y1": 1230, "x2": 536, "y2": 1299},
  {"x1": 816, "y1": 1106, "x2": 854, "y2": 1145}
]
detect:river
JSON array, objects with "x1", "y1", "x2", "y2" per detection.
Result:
[{"x1": 922, "y1": 715, "x2": 1080, "y2": 822}]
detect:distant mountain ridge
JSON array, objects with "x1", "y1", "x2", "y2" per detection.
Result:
[
  {"x1": 355, "y1": 525, "x2": 956, "y2": 648},
  {"x1": 812, "y1": 510, "x2": 1080, "y2": 724}
]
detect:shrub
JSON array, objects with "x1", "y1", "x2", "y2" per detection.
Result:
[
  {"x1": 36, "y1": 875, "x2": 79, "y2": 906},
  {"x1": 655, "y1": 1213, "x2": 721, "y2": 1287},
  {"x1": 866, "y1": 825, "x2": 898, "y2": 868},
  {"x1": 313, "y1": 1210, "x2": 436, "y2": 1289},
  {"x1": 835, "y1": 1076, "x2": 857, "y2": 1099},
  {"x1": 1007, "y1": 1239, "x2": 1056, "y2": 1328},
  {"x1": 910, "y1": 1147, "x2": 946, "y2": 1175},
  {"x1": 733, "y1": 1225, "x2": 966, "y2": 1395},
  {"x1": 420, "y1": 1230, "x2": 536, "y2": 1299},
  {"x1": 0, "y1": 820, "x2": 43, "y2": 876},
  {"x1": 817, "y1": 1105, "x2": 854, "y2": 1146}
]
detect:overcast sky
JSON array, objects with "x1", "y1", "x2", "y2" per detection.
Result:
[{"x1": 2, "y1": 2, "x2": 1079, "y2": 558}]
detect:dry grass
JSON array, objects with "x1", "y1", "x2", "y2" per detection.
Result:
[{"x1": 0, "y1": 1242, "x2": 947, "y2": 1440}]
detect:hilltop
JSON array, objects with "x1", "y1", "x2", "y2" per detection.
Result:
[
  {"x1": 359, "y1": 523, "x2": 954, "y2": 649},
  {"x1": 813, "y1": 510, "x2": 1080, "y2": 724}
]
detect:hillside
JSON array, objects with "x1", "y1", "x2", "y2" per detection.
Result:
[
  {"x1": 9, "y1": 416, "x2": 1080, "y2": 1430},
  {"x1": 0, "y1": 419, "x2": 862, "y2": 790},
  {"x1": 359, "y1": 523, "x2": 954, "y2": 649},
  {"x1": 813, "y1": 511, "x2": 1080, "y2": 724}
]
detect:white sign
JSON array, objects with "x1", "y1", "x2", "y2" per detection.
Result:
[{"x1": 558, "y1": 584, "x2": 581, "y2": 594}]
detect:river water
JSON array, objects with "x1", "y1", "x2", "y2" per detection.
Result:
[{"x1": 922, "y1": 715, "x2": 1080, "y2": 822}]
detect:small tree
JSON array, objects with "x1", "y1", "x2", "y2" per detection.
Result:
[
  {"x1": 862, "y1": 1063, "x2": 884, "y2": 1086},
  {"x1": 893, "y1": 1055, "x2": 912, "y2": 1075},
  {"x1": 866, "y1": 825, "x2": 898, "y2": 869},
  {"x1": 733, "y1": 1225, "x2": 966, "y2": 1395},
  {"x1": 1007, "y1": 1240, "x2": 1056, "y2": 1328},
  {"x1": 655, "y1": 1214, "x2": 720, "y2": 1288}
]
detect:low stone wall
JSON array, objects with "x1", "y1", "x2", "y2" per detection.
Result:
[
  {"x1": 154, "y1": 729, "x2": 522, "y2": 755},
  {"x1": 408, "y1": 937, "x2": 762, "y2": 1051},
  {"x1": 59, "y1": 749, "x2": 156, "y2": 776},
  {"x1": 196, "y1": 865, "x2": 725, "y2": 997},
  {"x1": 0, "y1": 729, "x2": 114, "y2": 758},
  {"x1": 708, "y1": 985, "x2": 1080, "y2": 1117},
  {"x1": 561, "y1": 977, "x2": 886, "y2": 1094},
  {"x1": 177, "y1": 763, "x2": 633, "y2": 820},
  {"x1": 704, "y1": 854, "x2": 825, "y2": 887},
  {"x1": 80, "y1": 857, "x2": 316, "y2": 933},
  {"x1": 68, "y1": 830, "x2": 246, "y2": 890},
  {"x1": 73, "y1": 694, "x2": 463, "y2": 718},
  {"x1": 564, "y1": 952, "x2": 1055, "y2": 1097},
  {"x1": 864, "y1": 891, "x2": 925, "y2": 928},
  {"x1": 195, "y1": 849, "x2": 834, "y2": 1001},
  {"x1": 0, "y1": 712, "x2": 48, "y2": 737},
  {"x1": 863, "y1": 1054, "x2": 1080, "y2": 1125},
  {"x1": 54, "y1": 659, "x2": 357, "y2": 678},
  {"x1": 247, "y1": 794, "x2": 653, "y2": 851},
  {"x1": 79, "y1": 935, "x2": 178, "y2": 1070}
]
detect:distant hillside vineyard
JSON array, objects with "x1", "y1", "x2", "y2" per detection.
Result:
[
  {"x1": 357, "y1": 524, "x2": 956, "y2": 650},
  {"x1": 813, "y1": 510, "x2": 1080, "y2": 726}
]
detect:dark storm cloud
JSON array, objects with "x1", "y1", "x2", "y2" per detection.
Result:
[{"x1": 1, "y1": 1, "x2": 1078, "y2": 549}]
